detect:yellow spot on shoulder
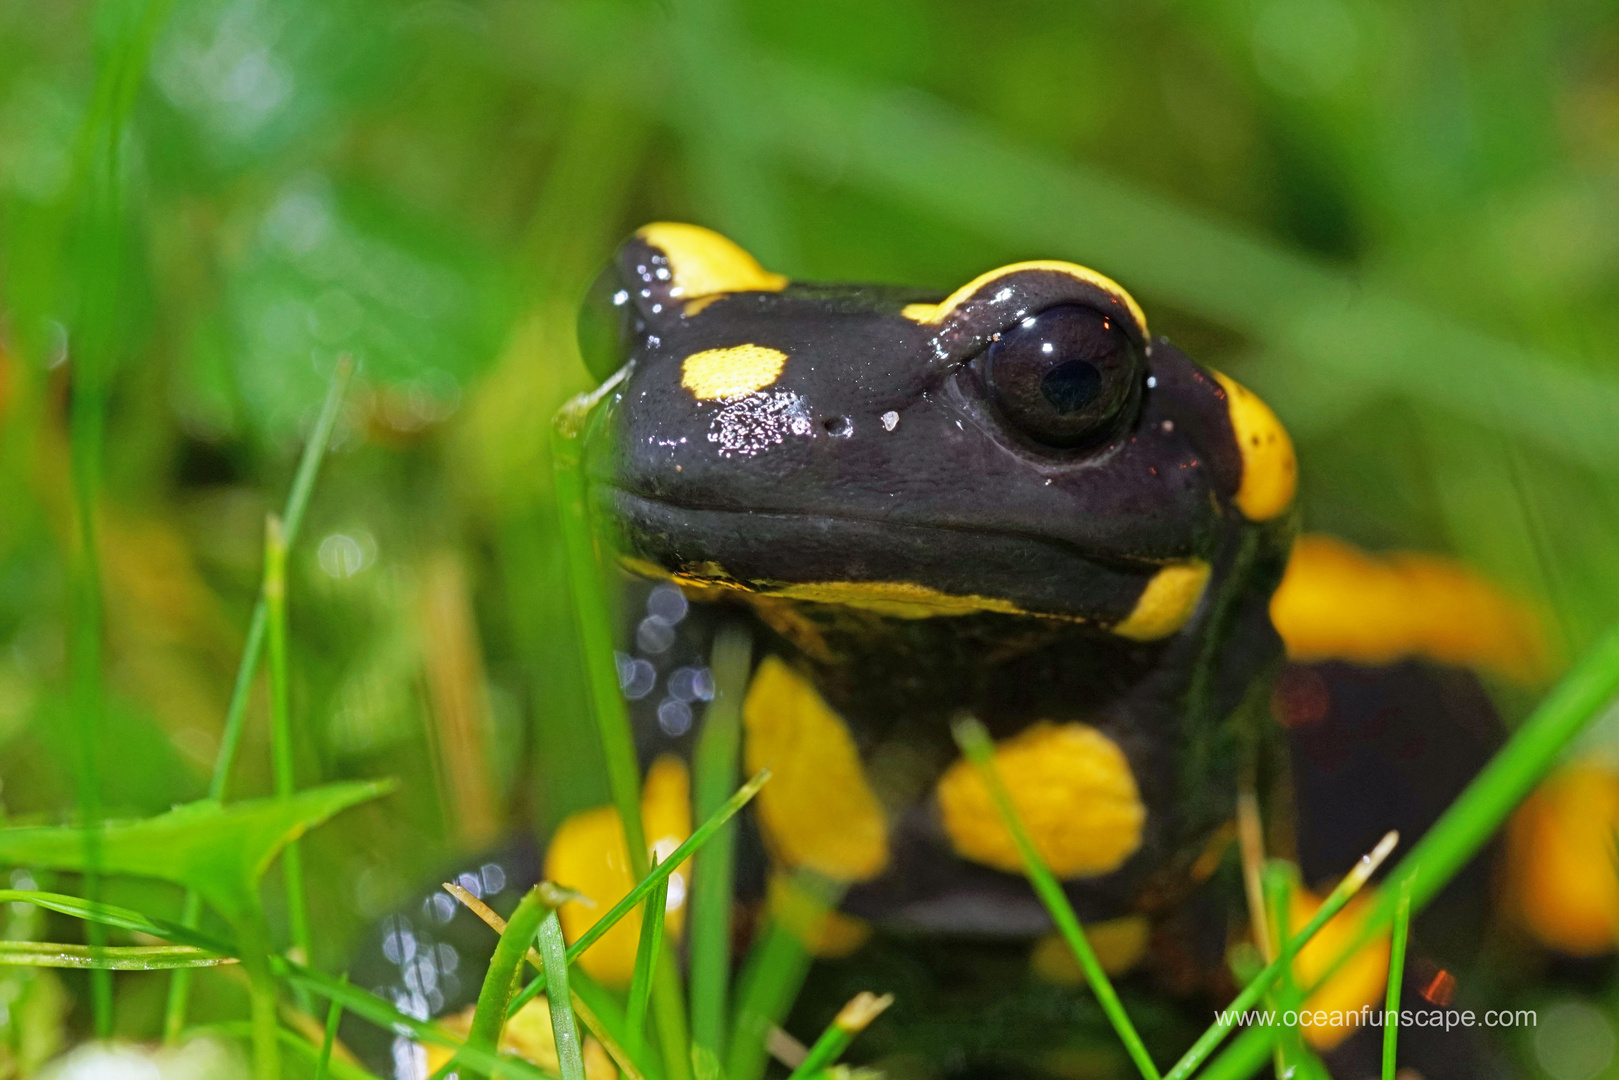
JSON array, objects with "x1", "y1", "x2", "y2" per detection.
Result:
[
  {"x1": 743, "y1": 656, "x2": 889, "y2": 881},
  {"x1": 1271, "y1": 533, "x2": 1549, "y2": 683},
  {"x1": 428, "y1": 998, "x2": 618, "y2": 1080},
  {"x1": 681, "y1": 344, "x2": 788, "y2": 400},
  {"x1": 1030, "y1": 916, "x2": 1151, "y2": 984},
  {"x1": 936, "y1": 722, "x2": 1145, "y2": 878},
  {"x1": 544, "y1": 754, "x2": 692, "y2": 987},
  {"x1": 1211, "y1": 371, "x2": 1296, "y2": 521},
  {"x1": 766, "y1": 873, "x2": 872, "y2": 958},
  {"x1": 765, "y1": 580, "x2": 1027, "y2": 619},
  {"x1": 1284, "y1": 887, "x2": 1390, "y2": 1051},
  {"x1": 636, "y1": 222, "x2": 787, "y2": 301},
  {"x1": 903, "y1": 260, "x2": 1148, "y2": 340},
  {"x1": 1111, "y1": 559, "x2": 1211, "y2": 641},
  {"x1": 1505, "y1": 761, "x2": 1619, "y2": 956}
]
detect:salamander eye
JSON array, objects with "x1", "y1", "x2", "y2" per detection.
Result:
[{"x1": 980, "y1": 304, "x2": 1144, "y2": 449}]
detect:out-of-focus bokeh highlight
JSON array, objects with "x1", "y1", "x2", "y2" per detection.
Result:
[{"x1": 3, "y1": 0, "x2": 1619, "y2": 1074}]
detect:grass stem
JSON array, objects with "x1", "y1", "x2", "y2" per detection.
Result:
[
  {"x1": 1382, "y1": 877, "x2": 1413, "y2": 1080},
  {"x1": 783, "y1": 993, "x2": 893, "y2": 1080},
  {"x1": 951, "y1": 716, "x2": 1161, "y2": 1080},
  {"x1": 265, "y1": 516, "x2": 312, "y2": 977},
  {"x1": 627, "y1": 859, "x2": 669, "y2": 1057}
]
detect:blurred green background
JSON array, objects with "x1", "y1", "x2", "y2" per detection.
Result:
[{"x1": 2, "y1": 0, "x2": 1619, "y2": 1070}]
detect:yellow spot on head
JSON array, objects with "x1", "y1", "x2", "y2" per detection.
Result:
[
  {"x1": 743, "y1": 656, "x2": 889, "y2": 881},
  {"x1": 636, "y1": 222, "x2": 787, "y2": 300},
  {"x1": 936, "y1": 721, "x2": 1145, "y2": 878},
  {"x1": 1505, "y1": 762, "x2": 1619, "y2": 956},
  {"x1": 427, "y1": 998, "x2": 618, "y2": 1080},
  {"x1": 1211, "y1": 371, "x2": 1296, "y2": 521},
  {"x1": 544, "y1": 755, "x2": 692, "y2": 987},
  {"x1": 902, "y1": 260, "x2": 1148, "y2": 341},
  {"x1": 1284, "y1": 887, "x2": 1390, "y2": 1051},
  {"x1": 1111, "y1": 559, "x2": 1211, "y2": 641},
  {"x1": 1030, "y1": 916, "x2": 1151, "y2": 984},
  {"x1": 1270, "y1": 533, "x2": 1549, "y2": 683},
  {"x1": 681, "y1": 344, "x2": 788, "y2": 400},
  {"x1": 766, "y1": 873, "x2": 872, "y2": 958}
]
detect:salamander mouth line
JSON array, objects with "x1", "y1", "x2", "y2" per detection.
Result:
[{"x1": 604, "y1": 486, "x2": 1191, "y2": 579}]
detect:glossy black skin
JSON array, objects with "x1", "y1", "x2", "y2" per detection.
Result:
[{"x1": 583, "y1": 235, "x2": 1297, "y2": 930}]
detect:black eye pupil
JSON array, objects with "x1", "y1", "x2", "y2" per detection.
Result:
[{"x1": 1040, "y1": 358, "x2": 1102, "y2": 414}]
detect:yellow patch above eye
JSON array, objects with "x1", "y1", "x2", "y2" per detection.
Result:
[
  {"x1": 1111, "y1": 559, "x2": 1212, "y2": 641},
  {"x1": 681, "y1": 345, "x2": 788, "y2": 400},
  {"x1": 743, "y1": 656, "x2": 889, "y2": 882},
  {"x1": 936, "y1": 721, "x2": 1145, "y2": 878},
  {"x1": 544, "y1": 755, "x2": 692, "y2": 987},
  {"x1": 903, "y1": 259, "x2": 1149, "y2": 340},
  {"x1": 1212, "y1": 371, "x2": 1296, "y2": 522},
  {"x1": 636, "y1": 222, "x2": 787, "y2": 300},
  {"x1": 764, "y1": 580, "x2": 1027, "y2": 619}
]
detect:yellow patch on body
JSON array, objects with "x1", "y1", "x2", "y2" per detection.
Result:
[
  {"x1": 936, "y1": 721, "x2": 1145, "y2": 878},
  {"x1": 1505, "y1": 761, "x2": 1619, "y2": 956},
  {"x1": 544, "y1": 754, "x2": 692, "y2": 987},
  {"x1": 680, "y1": 344, "x2": 789, "y2": 400},
  {"x1": 743, "y1": 656, "x2": 890, "y2": 881},
  {"x1": 902, "y1": 259, "x2": 1149, "y2": 340},
  {"x1": 636, "y1": 222, "x2": 787, "y2": 301},
  {"x1": 1283, "y1": 888, "x2": 1391, "y2": 1051},
  {"x1": 1270, "y1": 533, "x2": 1548, "y2": 683},
  {"x1": 766, "y1": 872, "x2": 873, "y2": 958},
  {"x1": 1110, "y1": 559, "x2": 1211, "y2": 641},
  {"x1": 1030, "y1": 915, "x2": 1152, "y2": 983},
  {"x1": 764, "y1": 579, "x2": 1027, "y2": 619},
  {"x1": 1211, "y1": 371, "x2": 1296, "y2": 521}
]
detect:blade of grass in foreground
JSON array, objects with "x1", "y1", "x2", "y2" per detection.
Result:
[
  {"x1": 726, "y1": 874, "x2": 832, "y2": 1080},
  {"x1": 1194, "y1": 621, "x2": 1619, "y2": 1079},
  {"x1": 464, "y1": 885, "x2": 556, "y2": 1077},
  {"x1": 626, "y1": 860, "x2": 670, "y2": 1057},
  {"x1": 690, "y1": 622, "x2": 753, "y2": 1070},
  {"x1": 316, "y1": 979, "x2": 346, "y2": 1080},
  {"x1": 537, "y1": 901, "x2": 588, "y2": 1080},
  {"x1": 165, "y1": 356, "x2": 354, "y2": 1043},
  {"x1": 0, "y1": 942, "x2": 235, "y2": 970},
  {"x1": 509, "y1": 768, "x2": 770, "y2": 1015},
  {"x1": 951, "y1": 716, "x2": 1161, "y2": 1080},
  {"x1": 265, "y1": 515, "x2": 312, "y2": 982},
  {"x1": 783, "y1": 993, "x2": 892, "y2": 1080},
  {"x1": 1382, "y1": 877, "x2": 1413, "y2": 1080}
]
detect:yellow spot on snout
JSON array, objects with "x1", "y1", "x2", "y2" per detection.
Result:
[
  {"x1": 743, "y1": 657, "x2": 889, "y2": 881},
  {"x1": 636, "y1": 222, "x2": 787, "y2": 300},
  {"x1": 1111, "y1": 559, "x2": 1211, "y2": 641},
  {"x1": 1212, "y1": 371, "x2": 1296, "y2": 521},
  {"x1": 544, "y1": 755, "x2": 692, "y2": 987},
  {"x1": 936, "y1": 722, "x2": 1145, "y2": 878},
  {"x1": 681, "y1": 344, "x2": 789, "y2": 400}
]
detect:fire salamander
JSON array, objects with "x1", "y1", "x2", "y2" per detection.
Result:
[{"x1": 349, "y1": 225, "x2": 1549, "y2": 1079}]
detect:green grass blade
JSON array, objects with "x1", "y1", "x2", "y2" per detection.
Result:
[
  {"x1": 1162, "y1": 832, "x2": 1396, "y2": 1080},
  {"x1": 1382, "y1": 877, "x2": 1413, "y2": 1080},
  {"x1": 0, "y1": 889, "x2": 236, "y2": 953},
  {"x1": 265, "y1": 515, "x2": 312, "y2": 974},
  {"x1": 552, "y1": 393, "x2": 648, "y2": 871},
  {"x1": 783, "y1": 993, "x2": 892, "y2": 1080},
  {"x1": 1195, "y1": 620, "x2": 1619, "y2": 1078},
  {"x1": 167, "y1": 355, "x2": 354, "y2": 1041},
  {"x1": 1262, "y1": 863, "x2": 1329, "y2": 1080},
  {"x1": 0, "y1": 942, "x2": 235, "y2": 970},
  {"x1": 537, "y1": 906, "x2": 588, "y2": 1080},
  {"x1": 316, "y1": 976, "x2": 347, "y2": 1080},
  {"x1": 626, "y1": 859, "x2": 670, "y2": 1056},
  {"x1": 950, "y1": 716, "x2": 1161, "y2": 1080},
  {"x1": 690, "y1": 622, "x2": 752, "y2": 1066},
  {"x1": 468, "y1": 886, "x2": 556, "y2": 1072},
  {"x1": 510, "y1": 769, "x2": 769, "y2": 1015},
  {"x1": 725, "y1": 875, "x2": 827, "y2": 1080}
]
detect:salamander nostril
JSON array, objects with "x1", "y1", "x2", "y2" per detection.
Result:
[{"x1": 823, "y1": 416, "x2": 854, "y2": 438}]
